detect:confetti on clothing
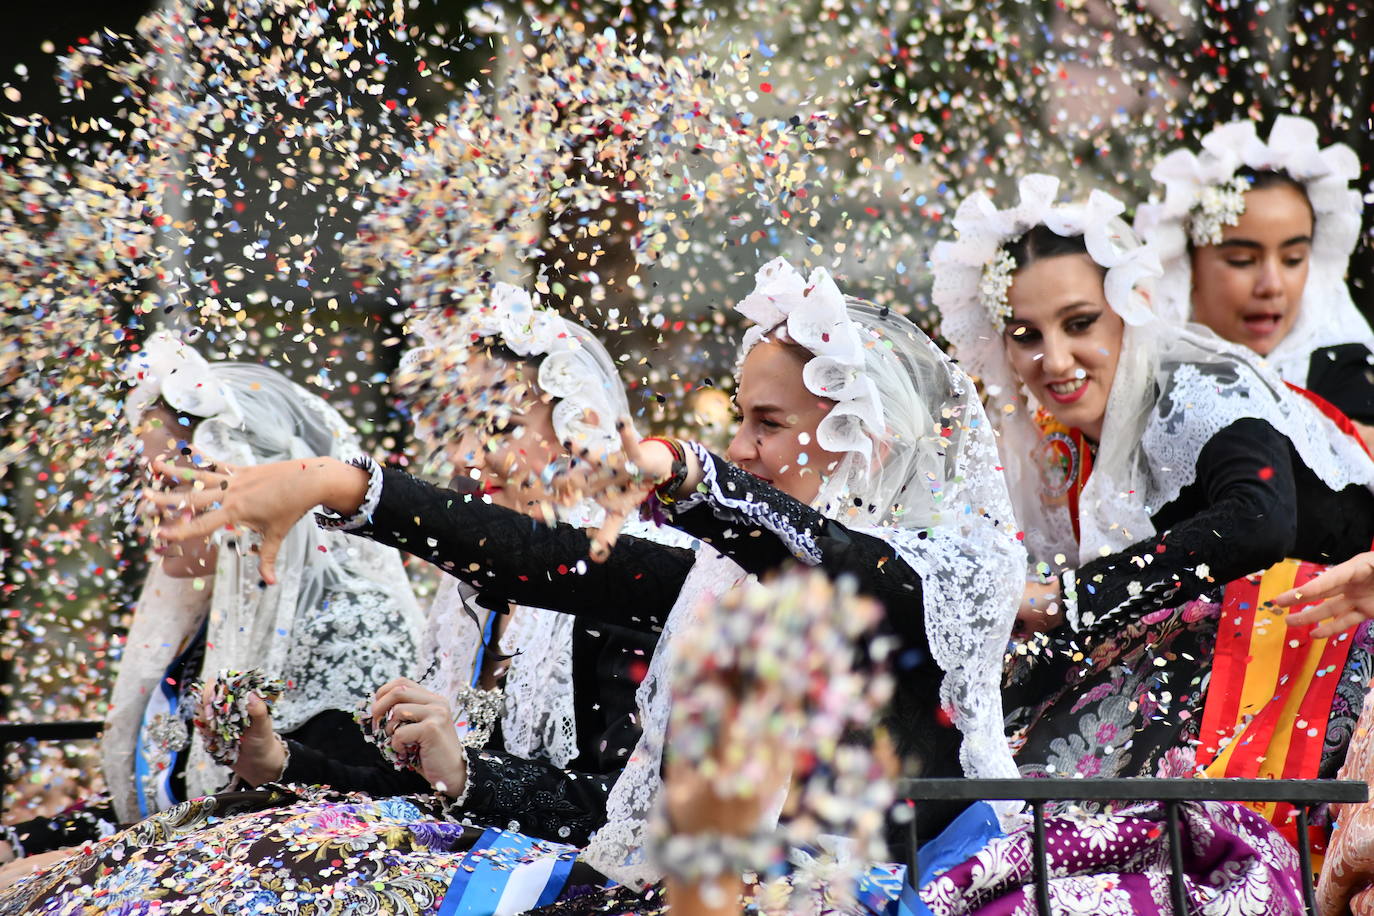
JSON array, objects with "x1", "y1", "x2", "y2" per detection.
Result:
[{"x1": 0, "y1": 786, "x2": 582, "y2": 916}]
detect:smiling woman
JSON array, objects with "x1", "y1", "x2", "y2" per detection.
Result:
[
  {"x1": 726, "y1": 339, "x2": 845, "y2": 500},
  {"x1": 999, "y1": 226, "x2": 1123, "y2": 442},
  {"x1": 924, "y1": 171, "x2": 1374, "y2": 913}
]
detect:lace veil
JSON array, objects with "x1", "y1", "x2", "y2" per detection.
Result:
[
  {"x1": 1135, "y1": 115, "x2": 1371, "y2": 383},
  {"x1": 106, "y1": 333, "x2": 424, "y2": 818},
  {"x1": 935, "y1": 177, "x2": 1374, "y2": 626},
  {"x1": 583, "y1": 259, "x2": 1027, "y2": 888}
]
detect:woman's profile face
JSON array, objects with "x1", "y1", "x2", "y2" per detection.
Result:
[
  {"x1": 1189, "y1": 183, "x2": 1314, "y2": 356},
  {"x1": 1003, "y1": 253, "x2": 1125, "y2": 442},
  {"x1": 136, "y1": 407, "x2": 218, "y2": 578},
  {"x1": 440, "y1": 353, "x2": 562, "y2": 512},
  {"x1": 726, "y1": 340, "x2": 845, "y2": 505}
]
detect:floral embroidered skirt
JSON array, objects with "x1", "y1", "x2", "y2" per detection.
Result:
[
  {"x1": 0, "y1": 786, "x2": 586, "y2": 916},
  {"x1": 917, "y1": 800, "x2": 1306, "y2": 915}
]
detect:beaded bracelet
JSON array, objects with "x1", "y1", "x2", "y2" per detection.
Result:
[{"x1": 640, "y1": 436, "x2": 687, "y2": 502}]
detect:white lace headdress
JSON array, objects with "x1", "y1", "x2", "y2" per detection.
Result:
[
  {"x1": 1135, "y1": 115, "x2": 1371, "y2": 382},
  {"x1": 107, "y1": 332, "x2": 425, "y2": 819},
  {"x1": 398, "y1": 283, "x2": 626, "y2": 455},
  {"x1": 935, "y1": 177, "x2": 1374, "y2": 624},
  {"x1": 584, "y1": 258, "x2": 1027, "y2": 888}
]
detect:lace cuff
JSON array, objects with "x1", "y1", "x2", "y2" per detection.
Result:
[
  {"x1": 1060, "y1": 569, "x2": 1081, "y2": 631},
  {"x1": 666, "y1": 441, "x2": 822, "y2": 564},
  {"x1": 440, "y1": 745, "x2": 475, "y2": 810},
  {"x1": 315, "y1": 454, "x2": 383, "y2": 531}
]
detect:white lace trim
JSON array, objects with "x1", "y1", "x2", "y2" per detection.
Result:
[
  {"x1": 873, "y1": 525, "x2": 1024, "y2": 792},
  {"x1": 500, "y1": 606, "x2": 579, "y2": 769},
  {"x1": 1060, "y1": 570, "x2": 1081, "y2": 632},
  {"x1": 677, "y1": 441, "x2": 822, "y2": 564},
  {"x1": 582, "y1": 548, "x2": 751, "y2": 889},
  {"x1": 316, "y1": 454, "x2": 383, "y2": 531},
  {"x1": 1141, "y1": 359, "x2": 1374, "y2": 516}
]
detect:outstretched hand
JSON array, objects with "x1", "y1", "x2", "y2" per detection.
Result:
[
  {"x1": 550, "y1": 421, "x2": 677, "y2": 563},
  {"x1": 142, "y1": 456, "x2": 367, "y2": 585},
  {"x1": 1278, "y1": 552, "x2": 1374, "y2": 639}
]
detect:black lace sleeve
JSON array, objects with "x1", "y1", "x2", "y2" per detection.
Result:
[
  {"x1": 1068, "y1": 418, "x2": 1299, "y2": 635},
  {"x1": 456, "y1": 748, "x2": 615, "y2": 847},
  {"x1": 1306, "y1": 343, "x2": 1374, "y2": 425},
  {"x1": 350, "y1": 468, "x2": 696, "y2": 632},
  {"x1": 660, "y1": 444, "x2": 925, "y2": 647}
]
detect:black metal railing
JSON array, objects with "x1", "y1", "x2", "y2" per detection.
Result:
[{"x1": 900, "y1": 777, "x2": 1369, "y2": 916}]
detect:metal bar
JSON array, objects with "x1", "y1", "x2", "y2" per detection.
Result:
[
  {"x1": 1296, "y1": 806, "x2": 1318, "y2": 916},
  {"x1": 1030, "y1": 800, "x2": 1051, "y2": 916},
  {"x1": 897, "y1": 777, "x2": 1368, "y2": 805},
  {"x1": 1165, "y1": 800, "x2": 1190, "y2": 916},
  {"x1": 0, "y1": 721, "x2": 104, "y2": 743},
  {"x1": 907, "y1": 802, "x2": 920, "y2": 887}
]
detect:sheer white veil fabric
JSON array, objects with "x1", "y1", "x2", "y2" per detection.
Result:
[
  {"x1": 583, "y1": 259, "x2": 1026, "y2": 888},
  {"x1": 106, "y1": 334, "x2": 424, "y2": 820},
  {"x1": 400, "y1": 293, "x2": 669, "y2": 769},
  {"x1": 936, "y1": 177, "x2": 1374, "y2": 629},
  {"x1": 1135, "y1": 115, "x2": 1372, "y2": 383}
]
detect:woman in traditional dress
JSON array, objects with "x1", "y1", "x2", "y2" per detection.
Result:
[
  {"x1": 1136, "y1": 115, "x2": 1374, "y2": 431},
  {"x1": 916, "y1": 174, "x2": 1374, "y2": 913},
  {"x1": 0, "y1": 332, "x2": 425, "y2": 882},
  {"x1": 41, "y1": 260, "x2": 1026, "y2": 915},
  {"x1": 212, "y1": 291, "x2": 681, "y2": 850},
  {"x1": 0, "y1": 291, "x2": 700, "y2": 914}
]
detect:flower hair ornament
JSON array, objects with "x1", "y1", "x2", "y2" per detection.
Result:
[
  {"x1": 123, "y1": 330, "x2": 243, "y2": 429},
  {"x1": 1136, "y1": 115, "x2": 1363, "y2": 329},
  {"x1": 397, "y1": 283, "x2": 624, "y2": 455},
  {"x1": 735, "y1": 258, "x2": 886, "y2": 468}
]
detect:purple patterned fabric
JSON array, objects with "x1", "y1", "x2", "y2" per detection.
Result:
[{"x1": 920, "y1": 800, "x2": 1306, "y2": 915}]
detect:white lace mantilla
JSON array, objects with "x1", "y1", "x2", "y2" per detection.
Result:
[
  {"x1": 582, "y1": 547, "x2": 751, "y2": 889},
  {"x1": 1142, "y1": 359, "x2": 1374, "y2": 516}
]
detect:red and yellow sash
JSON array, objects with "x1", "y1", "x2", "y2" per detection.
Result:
[
  {"x1": 1194, "y1": 384, "x2": 1370, "y2": 856},
  {"x1": 1195, "y1": 560, "x2": 1354, "y2": 855}
]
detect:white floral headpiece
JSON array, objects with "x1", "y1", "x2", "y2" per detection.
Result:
[
  {"x1": 123, "y1": 330, "x2": 243, "y2": 429},
  {"x1": 1186, "y1": 175, "x2": 1252, "y2": 247},
  {"x1": 934, "y1": 173, "x2": 1162, "y2": 340},
  {"x1": 735, "y1": 258, "x2": 886, "y2": 466},
  {"x1": 1135, "y1": 115, "x2": 1362, "y2": 326},
  {"x1": 399, "y1": 283, "x2": 622, "y2": 451}
]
